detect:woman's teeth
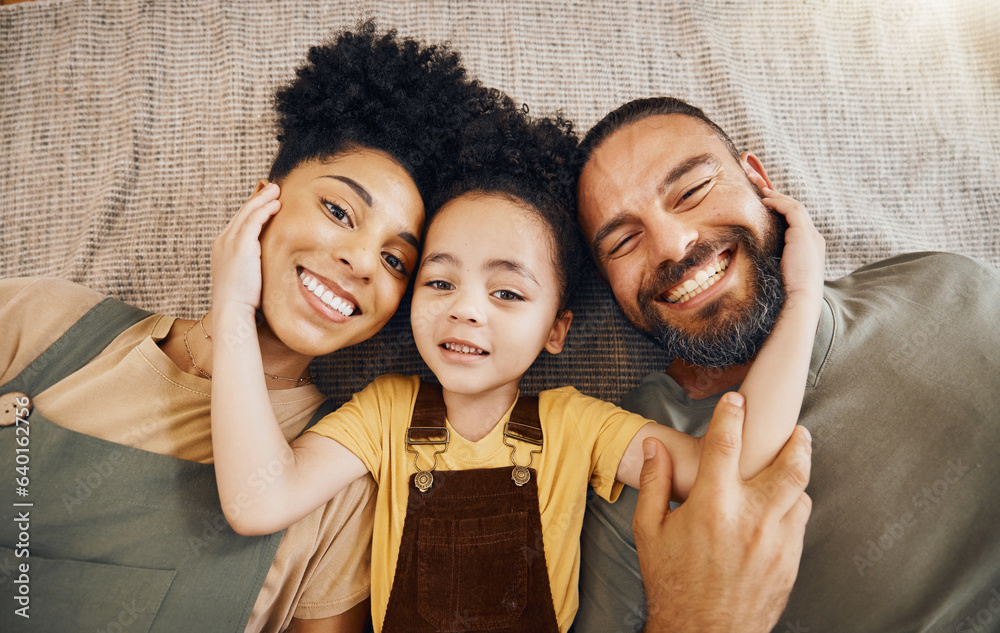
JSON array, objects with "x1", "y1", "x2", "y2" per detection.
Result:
[
  {"x1": 666, "y1": 254, "x2": 732, "y2": 304},
  {"x1": 299, "y1": 271, "x2": 355, "y2": 317},
  {"x1": 443, "y1": 342, "x2": 487, "y2": 356}
]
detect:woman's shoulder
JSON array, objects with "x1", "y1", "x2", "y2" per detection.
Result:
[
  {"x1": 0, "y1": 277, "x2": 114, "y2": 384},
  {"x1": 1, "y1": 276, "x2": 107, "y2": 311}
]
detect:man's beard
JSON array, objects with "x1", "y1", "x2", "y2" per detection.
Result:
[{"x1": 630, "y1": 207, "x2": 788, "y2": 369}]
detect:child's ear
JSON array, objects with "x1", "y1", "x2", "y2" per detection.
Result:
[
  {"x1": 544, "y1": 310, "x2": 573, "y2": 355},
  {"x1": 254, "y1": 179, "x2": 271, "y2": 194}
]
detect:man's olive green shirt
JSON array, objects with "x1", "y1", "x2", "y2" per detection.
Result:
[{"x1": 576, "y1": 252, "x2": 1000, "y2": 633}]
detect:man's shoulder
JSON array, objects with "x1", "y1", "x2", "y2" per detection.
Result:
[
  {"x1": 827, "y1": 251, "x2": 999, "y2": 310},
  {"x1": 834, "y1": 251, "x2": 997, "y2": 287}
]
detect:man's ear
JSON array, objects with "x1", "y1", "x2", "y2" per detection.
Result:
[
  {"x1": 544, "y1": 309, "x2": 574, "y2": 355},
  {"x1": 740, "y1": 152, "x2": 774, "y2": 191}
]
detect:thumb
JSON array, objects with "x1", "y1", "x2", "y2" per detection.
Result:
[{"x1": 633, "y1": 438, "x2": 674, "y2": 537}]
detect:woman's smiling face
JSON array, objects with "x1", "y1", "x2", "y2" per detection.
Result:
[{"x1": 258, "y1": 148, "x2": 425, "y2": 357}]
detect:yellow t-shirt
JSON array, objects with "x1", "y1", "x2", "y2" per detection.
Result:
[{"x1": 308, "y1": 373, "x2": 651, "y2": 632}]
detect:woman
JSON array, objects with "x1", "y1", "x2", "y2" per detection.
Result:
[{"x1": 0, "y1": 21, "x2": 497, "y2": 633}]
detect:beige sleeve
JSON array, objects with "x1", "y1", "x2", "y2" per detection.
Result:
[
  {"x1": 0, "y1": 277, "x2": 106, "y2": 385},
  {"x1": 292, "y1": 474, "x2": 377, "y2": 619}
]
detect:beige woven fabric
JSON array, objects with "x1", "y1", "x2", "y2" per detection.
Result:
[{"x1": 2, "y1": 0, "x2": 998, "y2": 406}]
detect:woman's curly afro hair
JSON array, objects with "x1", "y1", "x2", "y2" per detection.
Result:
[
  {"x1": 429, "y1": 97, "x2": 587, "y2": 312},
  {"x1": 268, "y1": 20, "x2": 496, "y2": 203}
]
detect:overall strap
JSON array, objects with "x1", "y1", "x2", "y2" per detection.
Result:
[
  {"x1": 1, "y1": 296, "x2": 152, "y2": 395},
  {"x1": 405, "y1": 381, "x2": 449, "y2": 492},
  {"x1": 505, "y1": 394, "x2": 542, "y2": 487},
  {"x1": 507, "y1": 394, "x2": 542, "y2": 443},
  {"x1": 407, "y1": 381, "x2": 541, "y2": 435},
  {"x1": 409, "y1": 380, "x2": 447, "y2": 430}
]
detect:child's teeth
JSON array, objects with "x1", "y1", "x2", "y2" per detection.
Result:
[{"x1": 444, "y1": 342, "x2": 484, "y2": 355}]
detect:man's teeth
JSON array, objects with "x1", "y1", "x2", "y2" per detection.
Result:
[
  {"x1": 298, "y1": 271, "x2": 355, "y2": 316},
  {"x1": 443, "y1": 342, "x2": 487, "y2": 356},
  {"x1": 666, "y1": 254, "x2": 732, "y2": 304}
]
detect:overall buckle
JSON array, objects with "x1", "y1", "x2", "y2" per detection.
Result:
[
  {"x1": 503, "y1": 421, "x2": 543, "y2": 487},
  {"x1": 405, "y1": 427, "x2": 449, "y2": 492}
]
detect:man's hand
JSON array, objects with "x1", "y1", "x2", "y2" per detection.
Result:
[{"x1": 634, "y1": 392, "x2": 813, "y2": 633}]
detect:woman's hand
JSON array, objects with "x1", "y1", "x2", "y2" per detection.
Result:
[{"x1": 211, "y1": 183, "x2": 282, "y2": 312}]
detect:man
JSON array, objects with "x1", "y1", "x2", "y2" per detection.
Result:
[{"x1": 573, "y1": 97, "x2": 1000, "y2": 633}]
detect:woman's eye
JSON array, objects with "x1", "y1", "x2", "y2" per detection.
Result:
[
  {"x1": 323, "y1": 199, "x2": 353, "y2": 227},
  {"x1": 427, "y1": 280, "x2": 453, "y2": 291},
  {"x1": 492, "y1": 289, "x2": 524, "y2": 302},
  {"x1": 383, "y1": 253, "x2": 409, "y2": 276}
]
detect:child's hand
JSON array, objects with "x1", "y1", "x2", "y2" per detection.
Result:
[
  {"x1": 747, "y1": 174, "x2": 825, "y2": 300},
  {"x1": 211, "y1": 183, "x2": 282, "y2": 312}
]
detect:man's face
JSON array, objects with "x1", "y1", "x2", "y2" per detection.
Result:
[{"x1": 577, "y1": 114, "x2": 786, "y2": 368}]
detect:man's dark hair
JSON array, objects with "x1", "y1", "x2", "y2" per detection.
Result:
[
  {"x1": 579, "y1": 97, "x2": 740, "y2": 165},
  {"x1": 429, "y1": 100, "x2": 587, "y2": 312},
  {"x1": 269, "y1": 20, "x2": 497, "y2": 202}
]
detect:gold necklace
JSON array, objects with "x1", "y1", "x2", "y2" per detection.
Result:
[{"x1": 182, "y1": 318, "x2": 312, "y2": 385}]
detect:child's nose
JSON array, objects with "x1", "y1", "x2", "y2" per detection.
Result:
[{"x1": 448, "y1": 291, "x2": 485, "y2": 324}]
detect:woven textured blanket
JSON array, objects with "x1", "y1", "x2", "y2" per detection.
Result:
[{"x1": 2, "y1": 0, "x2": 998, "y2": 404}]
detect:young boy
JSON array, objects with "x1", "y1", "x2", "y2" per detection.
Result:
[{"x1": 210, "y1": 105, "x2": 824, "y2": 632}]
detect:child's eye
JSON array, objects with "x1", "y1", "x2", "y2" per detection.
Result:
[
  {"x1": 322, "y1": 199, "x2": 353, "y2": 227},
  {"x1": 426, "y1": 280, "x2": 453, "y2": 291},
  {"x1": 492, "y1": 289, "x2": 524, "y2": 302},
  {"x1": 383, "y1": 253, "x2": 409, "y2": 276}
]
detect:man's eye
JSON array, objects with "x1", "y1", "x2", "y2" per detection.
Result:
[
  {"x1": 492, "y1": 289, "x2": 524, "y2": 301},
  {"x1": 322, "y1": 199, "x2": 353, "y2": 227},
  {"x1": 383, "y1": 253, "x2": 408, "y2": 276},
  {"x1": 608, "y1": 234, "x2": 635, "y2": 258},
  {"x1": 680, "y1": 180, "x2": 709, "y2": 202}
]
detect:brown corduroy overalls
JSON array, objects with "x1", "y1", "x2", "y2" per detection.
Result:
[{"x1": 381, "y1": 382, "x2": 561, "y2": 633}]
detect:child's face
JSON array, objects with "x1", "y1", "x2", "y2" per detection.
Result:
[
  {"x1": 411, "y1": 193, "x2": 572, "y2": 399},
  {"x1": 258, "y1": 149, "x2": 424, "y2": 357}
]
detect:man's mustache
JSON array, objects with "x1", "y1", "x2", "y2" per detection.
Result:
[{"x1": 637, "y1": 227, "x2": 754, "y2": 307}]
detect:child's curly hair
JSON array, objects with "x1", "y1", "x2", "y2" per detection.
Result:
[
  {"x1": 428, "y1": 98, "x2": 587, "y2": 312},
  {"x1": 268, "y1": 20, "x2": 496, "y2": 202}
]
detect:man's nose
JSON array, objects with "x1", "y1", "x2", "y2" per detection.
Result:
[{"x1": 646, "y1": 213, "x2": 698, "y2": 266}]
